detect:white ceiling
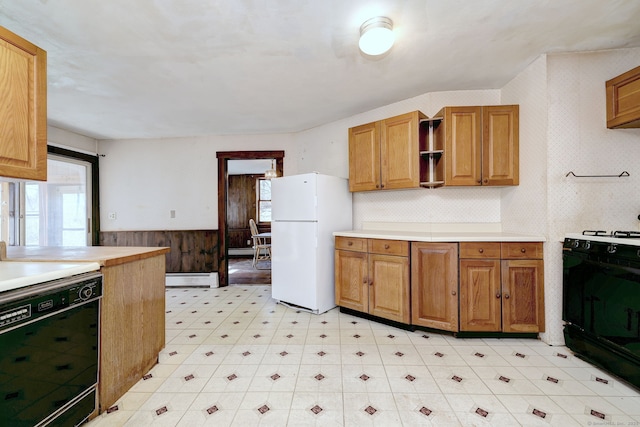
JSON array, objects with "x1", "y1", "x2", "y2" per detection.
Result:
[{"x1": 1, "y1": 0, "x2": 640, "y2": 140}]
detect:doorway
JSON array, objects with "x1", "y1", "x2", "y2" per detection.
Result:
[{"x1": 216, "y1": 151, "x2": 284, "y2": 287}]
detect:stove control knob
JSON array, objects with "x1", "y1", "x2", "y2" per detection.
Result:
[
  {"x1": 572, "y1": 240, "x2": 580, "y2": 248},
  {"x1": 582, "y1": 241, "x2": 591, "y2": 249},
  {"x1": 607, "y1": 244, "x2": 617, "y2": 254},
  {"x1": 79, "y1": 286, "x2": 93, "y2": 301}
]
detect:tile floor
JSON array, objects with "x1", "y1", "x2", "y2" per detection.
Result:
[{"x1": 87, "y1": 285, "x2": 640, "y2": 426}]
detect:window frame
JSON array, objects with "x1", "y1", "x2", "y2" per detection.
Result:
[{"x1": 256, "y1": 177, "x2": 272, "y2": 224}]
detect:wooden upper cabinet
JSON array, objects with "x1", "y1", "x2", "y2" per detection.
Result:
[
  {"x1": 380, "y1": 112, "x2": 422, "y2": 190},
  {"x1": 483, "y1": 105, "x2": 519, "y2": 185},
  {"x1": 440, "y1": 106, "x2": 482, "y2": 186},
  {"x1": 437, "y1": 105, "x2": 518, "y2": 186},
  {"x1": 348, "y1": 111, "x2": 426, "y2": 192},
  {"x1": 0, "y1": 26, "x2": 47, "y2": 181},
  {"x1": 606, "y1": 65, "x2": 640, "y2": 129},
  {"x1": 348, "y1": 121, "x2": 380, "y2": 191}
]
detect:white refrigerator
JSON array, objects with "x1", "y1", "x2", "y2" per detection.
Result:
[{"x1": 271, "y1": 172, "x2": 352, "y2": 314}]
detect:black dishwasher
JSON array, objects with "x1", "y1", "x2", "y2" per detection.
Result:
[{"x1": 0, "y1": 272, "x2": 102, "y2": 427}]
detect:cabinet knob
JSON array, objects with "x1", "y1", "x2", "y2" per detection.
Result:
[
  {"x1": 496, "y1": 292, "x2": 501, "y2": 298},
  {"x1": 451, "y1": 290, "x2": 457, "y2": 296},
  {"x1": 362, "y1": 277, "x2": 368, "y2": 284},
  {"x1": 520, "y1": 248, "x2": 526, "y2": 253},
  {"x1": 504, "y1": 293, "x2": 510, "y2": 299},
  {"x1": 483, "y1": 178, "x2": 489, "y2": 184},
  {"x1": 348, "y1": 241, "x2": 353, "y2": 246},
  {"x1": 384, "y1": 244, "x2": 390, "y2": 249},
  {"x1": 478, "y1": 248, "x2": 484, "y2": 253}
]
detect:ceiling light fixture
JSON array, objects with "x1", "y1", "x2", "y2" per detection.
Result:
[
  {"x1": 264, "y1": 159, "x2": 278, "y2": 179},
  {"x1": 358, "y1": 16, "x2": 394, "y2": 56}
]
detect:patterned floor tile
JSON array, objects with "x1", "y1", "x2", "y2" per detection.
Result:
[{"x1": 85, "y1": 286, "x2": 640, "y2": 427}]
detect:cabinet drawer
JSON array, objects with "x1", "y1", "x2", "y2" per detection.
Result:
[
  {"x1": 335, "y1": 236, "x2": 367, "y2": 252},
  {"x1": 459, "y1": 242, "x2": 500, "y2": 258},
  {"x1": 501, "y1": 242, "x2": 543, "y2": 259},
  {"x1": 368, "y1": 239, "x2": 409, "y2": 256}
]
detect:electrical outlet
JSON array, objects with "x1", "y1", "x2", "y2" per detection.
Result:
[{"x1": 108, "y1": 212, "x2": 117, "y2": 220}]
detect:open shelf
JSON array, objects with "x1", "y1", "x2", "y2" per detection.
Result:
[
  {"x1": 420, "y1": 181, "x2": 444, "y2": 188},
  {"x1": 419, "y1": 118, "x2": 444, "y2": 187}
]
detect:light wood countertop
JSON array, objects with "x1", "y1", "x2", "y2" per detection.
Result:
[
  {"x1": 5, "y1": 246, "x2": 170, "y2": 267},
  {"x1": 333, "y1": 230, "x2": 546, "y2": 242}
]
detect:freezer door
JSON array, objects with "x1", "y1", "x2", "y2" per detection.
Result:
[
  {"x1": 271, "y1": 174, "x2": 317, "y2": 221},
  {"x1": 271, "y1": 221, "x2": 324, "y2": 311}
]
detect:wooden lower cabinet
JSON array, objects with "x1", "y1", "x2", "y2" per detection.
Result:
[
  {"x1": 334, "y1": 248, "x2": 368, "y2": 313},
  {"x1": 411, "y1": 242, "x2": 459, "y2": 331},
  {"x1": 99, "y1": 254, "x2": 167, "y2": 412},
  {"x1": 501, "y1": 259, "x2": 545, "y2": 332},
  {"x1": 459, "y1": 242, "x2": 545, "y2": 333},
  {"x1": 336, "y1": 238, "x2": 544, "y2": 335},
  {"x1": 335, "y1": 237, "x2": 410, "y2": 323},
  {"x1": 459, "y1": 258, "x2": 501, "y2": 331}
]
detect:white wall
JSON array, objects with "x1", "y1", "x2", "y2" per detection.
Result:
[
  {"x1": 500, "y1": 56, "x2": 556, "y2": 342},
  {"x1": 48, "y1": 125, "x2": 98, "y2": 155},
  {"x1": 296, "y1": 89, "x2": 505, "y2": 228},
  {"x1": 546, "y1": 48, "x2": 640, "y2": 239},
  {"x1": 541, "y1": 48, "x2": 640, "y2": 344},
  {"x1": 98, "y1": 134, "x2": 297, "y2": 231}
]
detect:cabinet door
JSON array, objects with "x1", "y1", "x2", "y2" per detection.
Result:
[
  {"x1": 368, "y1": 253, "x2": 410, "y2": 323},
  {"x1": 443, "y1": 106, "x2": 482, "y2": 186},
  {"x1": 606, "y1": 65, "x2": 640, "y2": 128},
  {"x1": 501, "y1": 259, "x2": 545, "y2": 332},
  {"x1": 0, "y1": 27, "x2": 47, "y2": 181},
  {"x1": 348, "y1": 121, "x2": 380, "y2": 191},
  {"x1": 380, "y1": 111, "x2": 421, "y2": 190},
  {"x1": 335, "y1": 250, "x2": 368, "y2": 312},
  {"x1": 483, "y1": 105, "x2": 519, "y2": 186},
  {"x1": 459, "y1": 259, "x2": 501, "y2": 331},
  {"x1": 411, "y1": 242, "x2": 459, "y2": 331}
]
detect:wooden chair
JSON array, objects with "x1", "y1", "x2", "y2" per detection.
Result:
[{"x1": 249, "y1": 219, "x2": 271, "y2": 269}]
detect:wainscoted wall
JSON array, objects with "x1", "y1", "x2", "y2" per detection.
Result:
[{"x1": 100, "y1": 230, "x2": 218, "y2": 273}]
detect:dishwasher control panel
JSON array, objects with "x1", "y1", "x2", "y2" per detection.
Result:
[
  {"x1": 0, "y1": 272, "x2": 102, "y2": 333},
  {"x1": 0, "y1": 304, "x2": 32, "y2": 328}
]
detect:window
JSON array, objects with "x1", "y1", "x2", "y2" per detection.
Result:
[
  {"x1": 0, "y1": 151, "x2": 94, "y2": 246},
  {"x1": 257, "y1": 178, "x2": 272, "y2": 223},
  {"x1": 0, "y1": 182, "x2": 18, "y2": 245},
  {"x1": 25, "y1": 156, "x2": 90, "y2": 246}
]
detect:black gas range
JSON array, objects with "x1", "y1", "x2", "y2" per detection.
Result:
[
  {"x1": 564, "y1": 230, "x2": 640, "y2": 263},
  {"x1": 563, "y1": 230, "x2": 640, "y2": 389}
]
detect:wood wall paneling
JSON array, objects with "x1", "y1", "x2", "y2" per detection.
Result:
[
  {"x1": 228, "y1": 174, "x2": 258, "y2": 249},
  {"x1": 99, "y1": 230, "x2": 217, "y2": 273}
]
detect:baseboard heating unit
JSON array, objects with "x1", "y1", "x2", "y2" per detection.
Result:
[{"x1": 165, "y1": 273, "x2": 218, "y2": 288}]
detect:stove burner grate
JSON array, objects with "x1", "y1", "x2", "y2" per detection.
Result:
[{"x1": 582, "y1": 230, "x2": 640, "y2": 238}]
